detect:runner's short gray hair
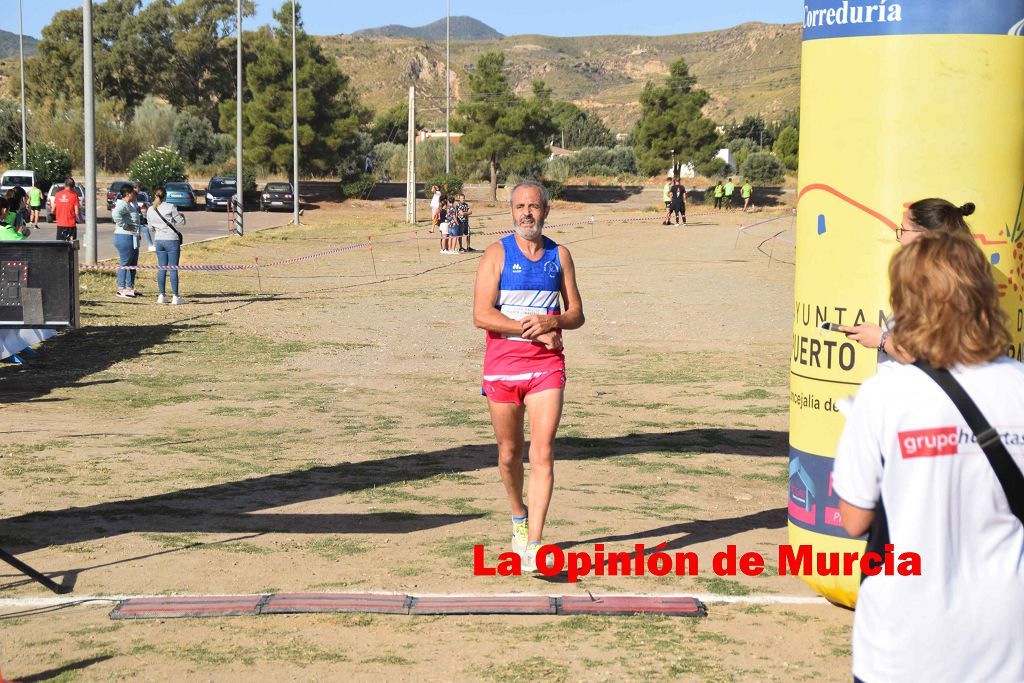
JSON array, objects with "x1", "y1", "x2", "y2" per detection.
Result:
[{"x1": 509, "y1": 181, "x2": 549, "y2": 209}]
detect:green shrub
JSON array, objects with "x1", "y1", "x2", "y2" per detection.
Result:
[
  {"x1": 128, "y1": 147, "x2": 186, "y2": 192},
  {"x1": 739, "y1": 152, "x2": 785, "y2": 184},
  {"x1": 173, "y1": 111, "x2": 217, "y2": 165},
  {"x1": 424, "y1": 173, "x2": 463, "y2": 198},
  {"x1": 543, "y1": 178, "x2": 566, "y2": 200},
  {"x1": 340, "y1": 172, "x2": 376, "y2": 200},
  {"x1": 697, "y1": 157, "x2": 728, "y2": 179},
  {"x1": 26, "y1": 142, "x2": 73, "y2": 192},
  {"x1": 371, "y1": 142, "x2": 406, "y2": 182},
  {"x1": 216, "y1": 161, "x2": 257, "y2": 193}
]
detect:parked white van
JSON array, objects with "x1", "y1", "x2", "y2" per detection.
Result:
[{"x1": 0, "y1": 169, "x2": 36, "y2": 194}]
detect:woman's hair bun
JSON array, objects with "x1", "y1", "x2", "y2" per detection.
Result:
[{"x1": 959, "y1": 202, "x2": 976, "y2": 217}]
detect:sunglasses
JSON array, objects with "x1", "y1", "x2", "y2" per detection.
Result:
[{"x1": 895, "y1": 226, "x2": 926, "y2": 239}]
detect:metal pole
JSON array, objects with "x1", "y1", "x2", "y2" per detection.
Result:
[
  {"x1": 83, "y1": 0, "x2": 97, "y2": 265},
  {"x1": 292, "y1": 0, "x2": 300, "y2": 226},
  {"x1": 235, "y1": 0, "x2": 244, "y2": 235},
  {"x1": 444, "y1": 0, "x2": 450, "y2": 174},
  {"x1": 407, "y1": 86, "x2": 416, "y2": 225},
  {"x1": 18, "y1": 0, "x2": 27, "y2": 167}
]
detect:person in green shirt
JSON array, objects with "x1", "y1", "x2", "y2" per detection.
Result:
[
  {"x1": 0, "y1": 198, "x2": 29, "y2": 240},
  {"x1": 713, "y1": 180, "x2": 725, "y2": 210},
  {"x1": 662, "y1": 174, "x2": 673, "y2": 225},
  {"x1": 741, "y1": 178, "x2": 753, "y2": 212},
  {"x1": 724, "y1": 178, "x2": 736, "y2": 210},
  {"x1": 28, "y1": 182, "x2": 43, "y2": 227}
]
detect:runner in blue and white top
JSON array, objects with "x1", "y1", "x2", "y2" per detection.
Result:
[{"x1": 473, "y1": 181, "x2": 585, "y2": 572}]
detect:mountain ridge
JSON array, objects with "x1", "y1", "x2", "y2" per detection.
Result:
[
  {"x1": 0, "y1": 30, "x2": 38, "y2": 59},
  {"x1": 320, "y1": 22, "x2": 802, "y2": 131},
  {"x1": 353, "y1": 16, "x2": 504, "y2": 41}
]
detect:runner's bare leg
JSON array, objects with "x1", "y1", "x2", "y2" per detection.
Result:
[
  {"x1": 489, "y1": 400, "x2": 528, "y2": 518},
  {"x1": 523, "y1": 387, "x2": 564, "y2": 543}
]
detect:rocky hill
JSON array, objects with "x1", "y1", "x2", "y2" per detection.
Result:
[
  {"x1": 0, "y1": 30, "x2": 38, "y2": 59},
  {"x1": 353, "y1": 16, "x2": 503, "y2": 41},
  {"x1": 319, "y1": 22, "x2": 801, "y2": 132}
]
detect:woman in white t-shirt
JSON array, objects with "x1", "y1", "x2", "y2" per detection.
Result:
[
  {"x1": 840, "y1": 197, "x2": 975, "y2": 367},
  {"x1": 834, "y1": 231, "x2": 1024, "y2": 683}
]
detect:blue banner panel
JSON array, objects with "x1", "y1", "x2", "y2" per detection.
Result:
[{"x1": 803, "y1": 0, "x2": 1024, "y2": 41}]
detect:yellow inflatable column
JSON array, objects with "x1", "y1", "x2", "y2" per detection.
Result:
[{"x1": 790, "y1": 0, "x2": 1024, "y2": 607}]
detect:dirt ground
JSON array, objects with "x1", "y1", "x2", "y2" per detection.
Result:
[{"x1": 0, "y1": 188, "x2": 855, "y2": 681}]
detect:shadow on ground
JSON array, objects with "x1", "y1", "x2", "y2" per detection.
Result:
[
  {"x1": 0, "y1": 428, "x2": 787, "y2": 555},
  {"x1": 0, "y1": 324, "x2": 197, "y2": 403}
]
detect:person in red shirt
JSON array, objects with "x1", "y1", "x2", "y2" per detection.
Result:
[{"x1": 53, "y1": 178, "x2": 81, "y2": 241}]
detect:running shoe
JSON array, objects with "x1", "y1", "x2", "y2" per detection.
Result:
[
  {"x1": 171, "y1": 296, "x2": 185, "y2": 305},
  {"x1": 511, "y1": 517, "x2": 529, "y2": 557},
  {"x1": 116, "y1": 290, "x2": 130, "y2": 298},
  {"x1": 523, "y1": 542, "x2": 542, "y2": 573},
  {"x1": 157, "y1": 294, "x2": 166, "y2": 304}
]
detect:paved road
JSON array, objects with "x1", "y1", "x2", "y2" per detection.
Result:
[{"x1": 25, "y1": 207, "x2": 293, "y2": 261}]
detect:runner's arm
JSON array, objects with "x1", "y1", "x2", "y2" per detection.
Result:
[
  {"x1": 521, "y1": 245, "x2": 585, "y2": 338},
  {"x1": 473, "y1": 242, "x2": 524, "y2": 336},
  {"x1": 838, "y1": 500, "x2": 873, "y2": 537}
]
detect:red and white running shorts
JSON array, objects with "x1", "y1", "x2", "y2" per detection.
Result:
[{"x1": 481, "y1": 370, "x2": 566, "y2": 405}]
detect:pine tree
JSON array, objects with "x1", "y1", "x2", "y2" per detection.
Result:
[
  {"x1": 453, "y1": 52, "x2": 555, "y2": 200},
  {"x1": 631, "y1": 59, "x2": 720, "y2": 177},
  {"x1": 219, "y1": 1, "x2": 369, "y2": 179}
]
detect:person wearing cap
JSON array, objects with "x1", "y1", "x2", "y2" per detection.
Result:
[{"x1": 662, "y1": 175, "x2": 674, "y2": 225}]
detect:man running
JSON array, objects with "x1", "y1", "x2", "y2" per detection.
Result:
[
  {"x1": 28, "y1": 182, "x2": 43, "y2": 227},
  {"x1": 724, "y1": 177, "x2": 736, "y2": 210},
  {"x1": 741, "y1": 178, "x2": 753, "y2": 212},
  {"x1": 473, "y1": 181, "x2": 585, "y2": 572}
]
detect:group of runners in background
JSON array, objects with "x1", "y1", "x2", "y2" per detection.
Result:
[{"x1": 662, "y1": 176, "x2": 755, "y2": 225}]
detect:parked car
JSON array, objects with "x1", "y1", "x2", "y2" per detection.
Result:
[
  {"x1": 163, "y1": 181, "x2": 197, "y2": 210},
  {"x1": 136, "y1": 191, "x2": 151, "y2": 226},
  {"x1": 106, "y1": 179, "x2": 135, "y2": 210},
  {"x1": 45, "y1": 183, "x2": 87, "y2": 223},
  {"x1": 205, "y1": 176, "x2": 237, "y2": 211},
  {"x1": 0, "y1": 169, "x2": 35, "y2": 194},
  {"x1": 259, "y1": 182, "x2": 295, "y2": 212}
]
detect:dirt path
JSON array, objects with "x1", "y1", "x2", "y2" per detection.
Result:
[{"x1": 0, "y1": 196, "x2": 854, "y2": 681}]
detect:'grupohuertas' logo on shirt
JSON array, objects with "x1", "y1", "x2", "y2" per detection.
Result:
[{"x1": 899, "y1": 427, "x2": 958, "y2": 459}]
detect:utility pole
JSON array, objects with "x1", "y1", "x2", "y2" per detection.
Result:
[
  {"x1": 444, "y1": 0, "x2": 451, "y2": 174},
  {"x1": 292, "y1": 0, "x2": 300, "y2": 226},
  {"x1": 234, "y1": 0, "x2": 244, "y2": 235},
  {"x1": 83, "y1": 1, "x2": 97, "y2": 265},
  {"x1": 18, "y1": 0, "x2": 26, "y2": 167},
  {"x1": 407, "y1": 87, "x2": 416, "y2": 225}
]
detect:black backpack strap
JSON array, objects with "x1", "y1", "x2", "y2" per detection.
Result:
[
  {"x1": 861, "y1": 490, "x2": 890, "y2": 584},
  {"x1": 914, "y1": 360, "x2": 1024, "y2": 525}
]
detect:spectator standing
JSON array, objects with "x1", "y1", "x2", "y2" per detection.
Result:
[
  {"x1": 724, "y1": 178, "x2": 735, "y2": 209},
  {"x1": 0, "y1": 198, "x2": 29, "y2": 241},
  {"x1": 147, "y1": 188, "x2": 186, "y2": 305},
  {"x1": 669, "y1": 178, "x2": 687, "y2": 225},
  {"x1": 430, "y1": 185, "x2": 441, "y2": 233},
  {"x1": 741, "y1": 179, "x2": 753, "y2": 211},
  {"x1": 28, "y1": 182, "x2": 43, "y2": 227},
  {"x1": 662, "y1": 175, "x2": 673, "y2": 225},
  {"x1": 713, "y1": 179, "x2": 725, "y2": 210},
  {"x1": 3, "y1": 190, "x2": 27, "y2": 234},
  {"x1": 52, "y1": 178, "x2": 81, "y2": 241},
  {"x1": 438, "y1": 196, "x2": 451, "y2": 254},
  {"x1": 834, "y1": 230, "x2": 1024, "y2": 683},
  {"x1": 133, "y1": 182, "x2": 155, "y2": 253},
  {"x1": 456, "y1": 193, "x2": 474, "y2": 252},
  {"x1": 111, "y1": 185, "x2": 141, "y2": 298}
]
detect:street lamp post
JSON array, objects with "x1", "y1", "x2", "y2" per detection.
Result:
[
  {"x1": 444, "y1": 0, "x2": 450, "y2": 174},
  {"x1": 18, "y1": 0, "x2": 27, "y2": 168},
  {"x1": 234, "y1": 0, "x2": 244, "y2": 235},
  {"x1": 292, "y1": 0, "x2": 300, "y2": 226},
  {"x1": 83, "y1": 1, "x2": 97, "y2": 265}
]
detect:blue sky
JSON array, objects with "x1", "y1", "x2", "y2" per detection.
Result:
[{"x1": 7, "y1": 1, "x2": 800, "y2": 40}]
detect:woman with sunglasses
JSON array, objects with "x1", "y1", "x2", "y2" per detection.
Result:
[{"x1": 840, "y1": 198, "x2": 975, "y2": 365}]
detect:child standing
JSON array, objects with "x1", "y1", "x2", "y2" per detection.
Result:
[{"x1": 438, "y1": 197, "x2": 450, "y2": 253}]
